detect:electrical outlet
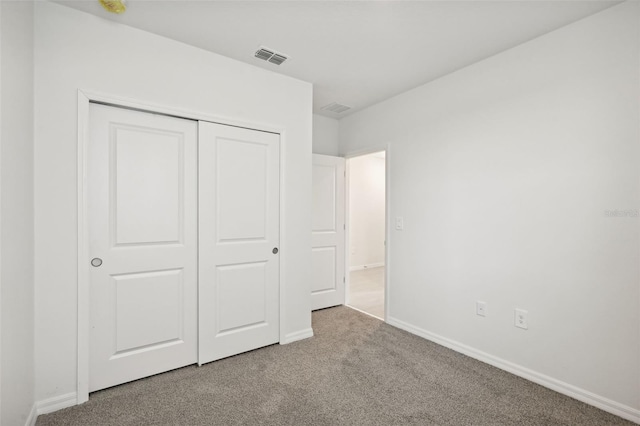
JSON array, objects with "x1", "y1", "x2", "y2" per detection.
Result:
[
  {"x1": 395, "y1": 217, "x2": 404, "y2": 230},
  {"x1": 476, "y1": 301, "x2": 487, "y2": 317},
  {"x1": 515, "y1": 309, "x2": 528, "y2": 330}
]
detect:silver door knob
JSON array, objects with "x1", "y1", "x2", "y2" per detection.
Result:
[
  {"x1": 272, "y1": 248, "x2": 278, "y2": 254},
  {"x1": 91, "y1": 258, "x2": 103, "y2": 267}
]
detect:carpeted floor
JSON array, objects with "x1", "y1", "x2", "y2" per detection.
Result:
[{"x1": 38, "y1": 306, "x2": 632, "y2": 425}]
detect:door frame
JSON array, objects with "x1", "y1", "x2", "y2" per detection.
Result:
[
  {"x1": 343, "y1": 144, "x2": 391, "y2": 321},
  {"x1": 76, "y1": 89, "x2": 287, "y2": 404}
]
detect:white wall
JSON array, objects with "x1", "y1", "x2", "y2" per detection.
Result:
[
  {"x1": 340, "y1": 1, "x2": 640, "y2": 419},
  {"x1": 34, "y1": 1, "x2": 312, "y2": 405},
  {"x1": 1, "y1": 1, "x2": 36, "y2": 424},
  {"x1": 312, "y1": 114, "x2": 340, "y2": 156},
  {"x1": 349, "y1": 153, "x2": 385, "y2": 270}
]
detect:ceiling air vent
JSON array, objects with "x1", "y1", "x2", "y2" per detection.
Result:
[
  {"x1": 254, "y1": 47, "x2": 288, "y2": 65},
  {"x1": 321, "y1": 102, "x2": 352, "y2": 114},
  {"x1": 254, "y1": 48, "x2": 274, "y2": 61},
  {"x1": 268, "y1": 54, "x2": 287, "y2": 65}
]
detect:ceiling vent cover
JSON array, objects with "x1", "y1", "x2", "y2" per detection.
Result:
[
  {"x1": 254, "y1": 48, "x2": 274, "y2": 61},
  {"x1": 254, "y1": 47, "x2": 288, "y2": 65},
  {"x1": 321, "y1": 102, "x2": 352, "y2": 114},
  {"x1": 268, "y1": 54, "x2": 287, "y2": 65}
]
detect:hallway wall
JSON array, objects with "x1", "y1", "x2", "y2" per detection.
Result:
[{"x1": 349, "y1": 153, "x2": 385, "y2": 270}]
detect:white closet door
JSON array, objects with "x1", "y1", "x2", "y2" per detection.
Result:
[
  {"x1": 88, "y1": 104, "x2": 198, "y2": 392},
  {"x1": 198, "y1": 121, "x2": 280, "y2": 365},
  {"x1": 311, "y1": 154, "x2": 346, "y2": 310}
]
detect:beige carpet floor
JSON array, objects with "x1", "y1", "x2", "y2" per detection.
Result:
[{"x1": 38, "y1": 306, "x2": 632, "y2": 425}]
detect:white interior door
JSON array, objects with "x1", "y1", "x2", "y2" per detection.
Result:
[
  {"x1": 88, "y1": 104, "x2": 197, "y2": 392},
  {"x1": 198, "y1": 121, "x2": 280, "y2": 365},
  {"x1": 311, "y1": 154, "x2": 346, "y2": 310}
]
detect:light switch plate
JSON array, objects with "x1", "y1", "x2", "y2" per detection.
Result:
[
  {"x1": 476, "y1": 301, "x2": 487, "y2": 317},
  {"x1": 395, "y1": 217, "x2": 404, "y2": 230}
]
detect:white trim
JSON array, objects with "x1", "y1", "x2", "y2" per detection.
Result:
[
  {"x1": 349, "y1": 262, "x2": 384, "y2": 272},
  {"x1": 280, "y1": 328, "x2": 314, "y2": 345},
  {"x1": 637, "y1": 7, "x2": 640, "y2": 422},
  {"x1": 383, "y1": 145, "x2": 391, "y2": 322},
  {"x1": 76, "y1": 91, "x2": 90, "y2": 405},
  {"x1": 35, "y1": 392, "x2": 78, "y2": 416},
  {"x1": 24, "y1": 403, "x2": 37, "y2": 426},
  {"x1": 78, "y1": 89, "x2": 283, "y2": 136},
  {"x1": 76, "y1": 89, "x2": 289, "y2": 404},
  {"x1": 277, "y1": 117, "x2": 287, "y2": 359},
  {"x1": 344, "y1": 159, "x2": 351, "y2": 306},
  {"x1": 0, "y1": 4, "x2": 3, "y2": 421},
  {"x1": 387, "y1": 316, "x2": 640, "y2": 424}
]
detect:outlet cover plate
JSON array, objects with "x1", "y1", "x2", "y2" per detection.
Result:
[{"x1": 515, "y1": 308, "x2": 528, "y2": 330}]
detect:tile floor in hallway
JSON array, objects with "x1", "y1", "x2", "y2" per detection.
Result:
[{"x1": 347, "y1": 266, "x2": 384, "y2": 319}]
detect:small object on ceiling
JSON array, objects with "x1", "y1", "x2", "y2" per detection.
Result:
[
  {"x1": 99, "y1": 0, "x2": 127, "y2": 14},
  {"x1": 254, "y1": 46, "x2": 289, "y2": 66},
  {"x1": 321, "y1": 102, "x2": 352, "y2": 114}
]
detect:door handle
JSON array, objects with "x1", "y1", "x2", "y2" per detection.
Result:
[
  {"x1": 91, "y1": 258, "x2": 103, "y2": 267},
  {"x1": 272, "y1": 248, "x2": 279, "y2": 254}
]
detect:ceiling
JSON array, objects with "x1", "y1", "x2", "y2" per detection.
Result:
[{"x1": 55, "y1": 0, "x2": 618, "y2": 118}]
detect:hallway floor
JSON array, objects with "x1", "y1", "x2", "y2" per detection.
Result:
[{"x1": 347, "y1": 266, "x2": 384, "y2": 319}]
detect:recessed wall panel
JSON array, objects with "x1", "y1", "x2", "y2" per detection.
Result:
[
  {"x1": 216, "y1": 138, "x2": 268, "y2": 242},
  {"x1": 216, "y1": 262, "x2": 267, "y2": 333},
  {"x1": 312, "y1": 164, "x2": 336, "y2": 232},
  {"x1": 113, "y1": 125, "x2": 183, "y2": 246},
  {"x1": 311, "y1": 246, "x2": 337, "y2": 293},
  {"x1": 113, "y1": 269, "x2": 183, "y2": 354}
]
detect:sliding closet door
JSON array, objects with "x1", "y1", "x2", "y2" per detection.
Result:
[
  {"x1": 88, "y1": 104, "x2": 198, "y2": 392},
  {"x1": 198, "y1": 122, "x2": 280, "y2": 365}
]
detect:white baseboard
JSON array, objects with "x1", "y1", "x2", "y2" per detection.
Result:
[
  {"x1": 349, "y1": 262, "x2": 384, "y2": 272},
  {"x1": 280, "y1": 328, "x2": 314, "y2": 345},
  {"x1": 25, "y1": 402, "x2": 37, "y2": 426},
  {"x1": 386, "y1": 317, "x2": 640, "y2": 425},
  {"x1": 36, "y1": 392, "x2": 78, "y2": 416}
]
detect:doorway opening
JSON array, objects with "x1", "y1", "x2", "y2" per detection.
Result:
[{"x1": 346, "y1": 150, "x2": 386, "y2": 320}]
